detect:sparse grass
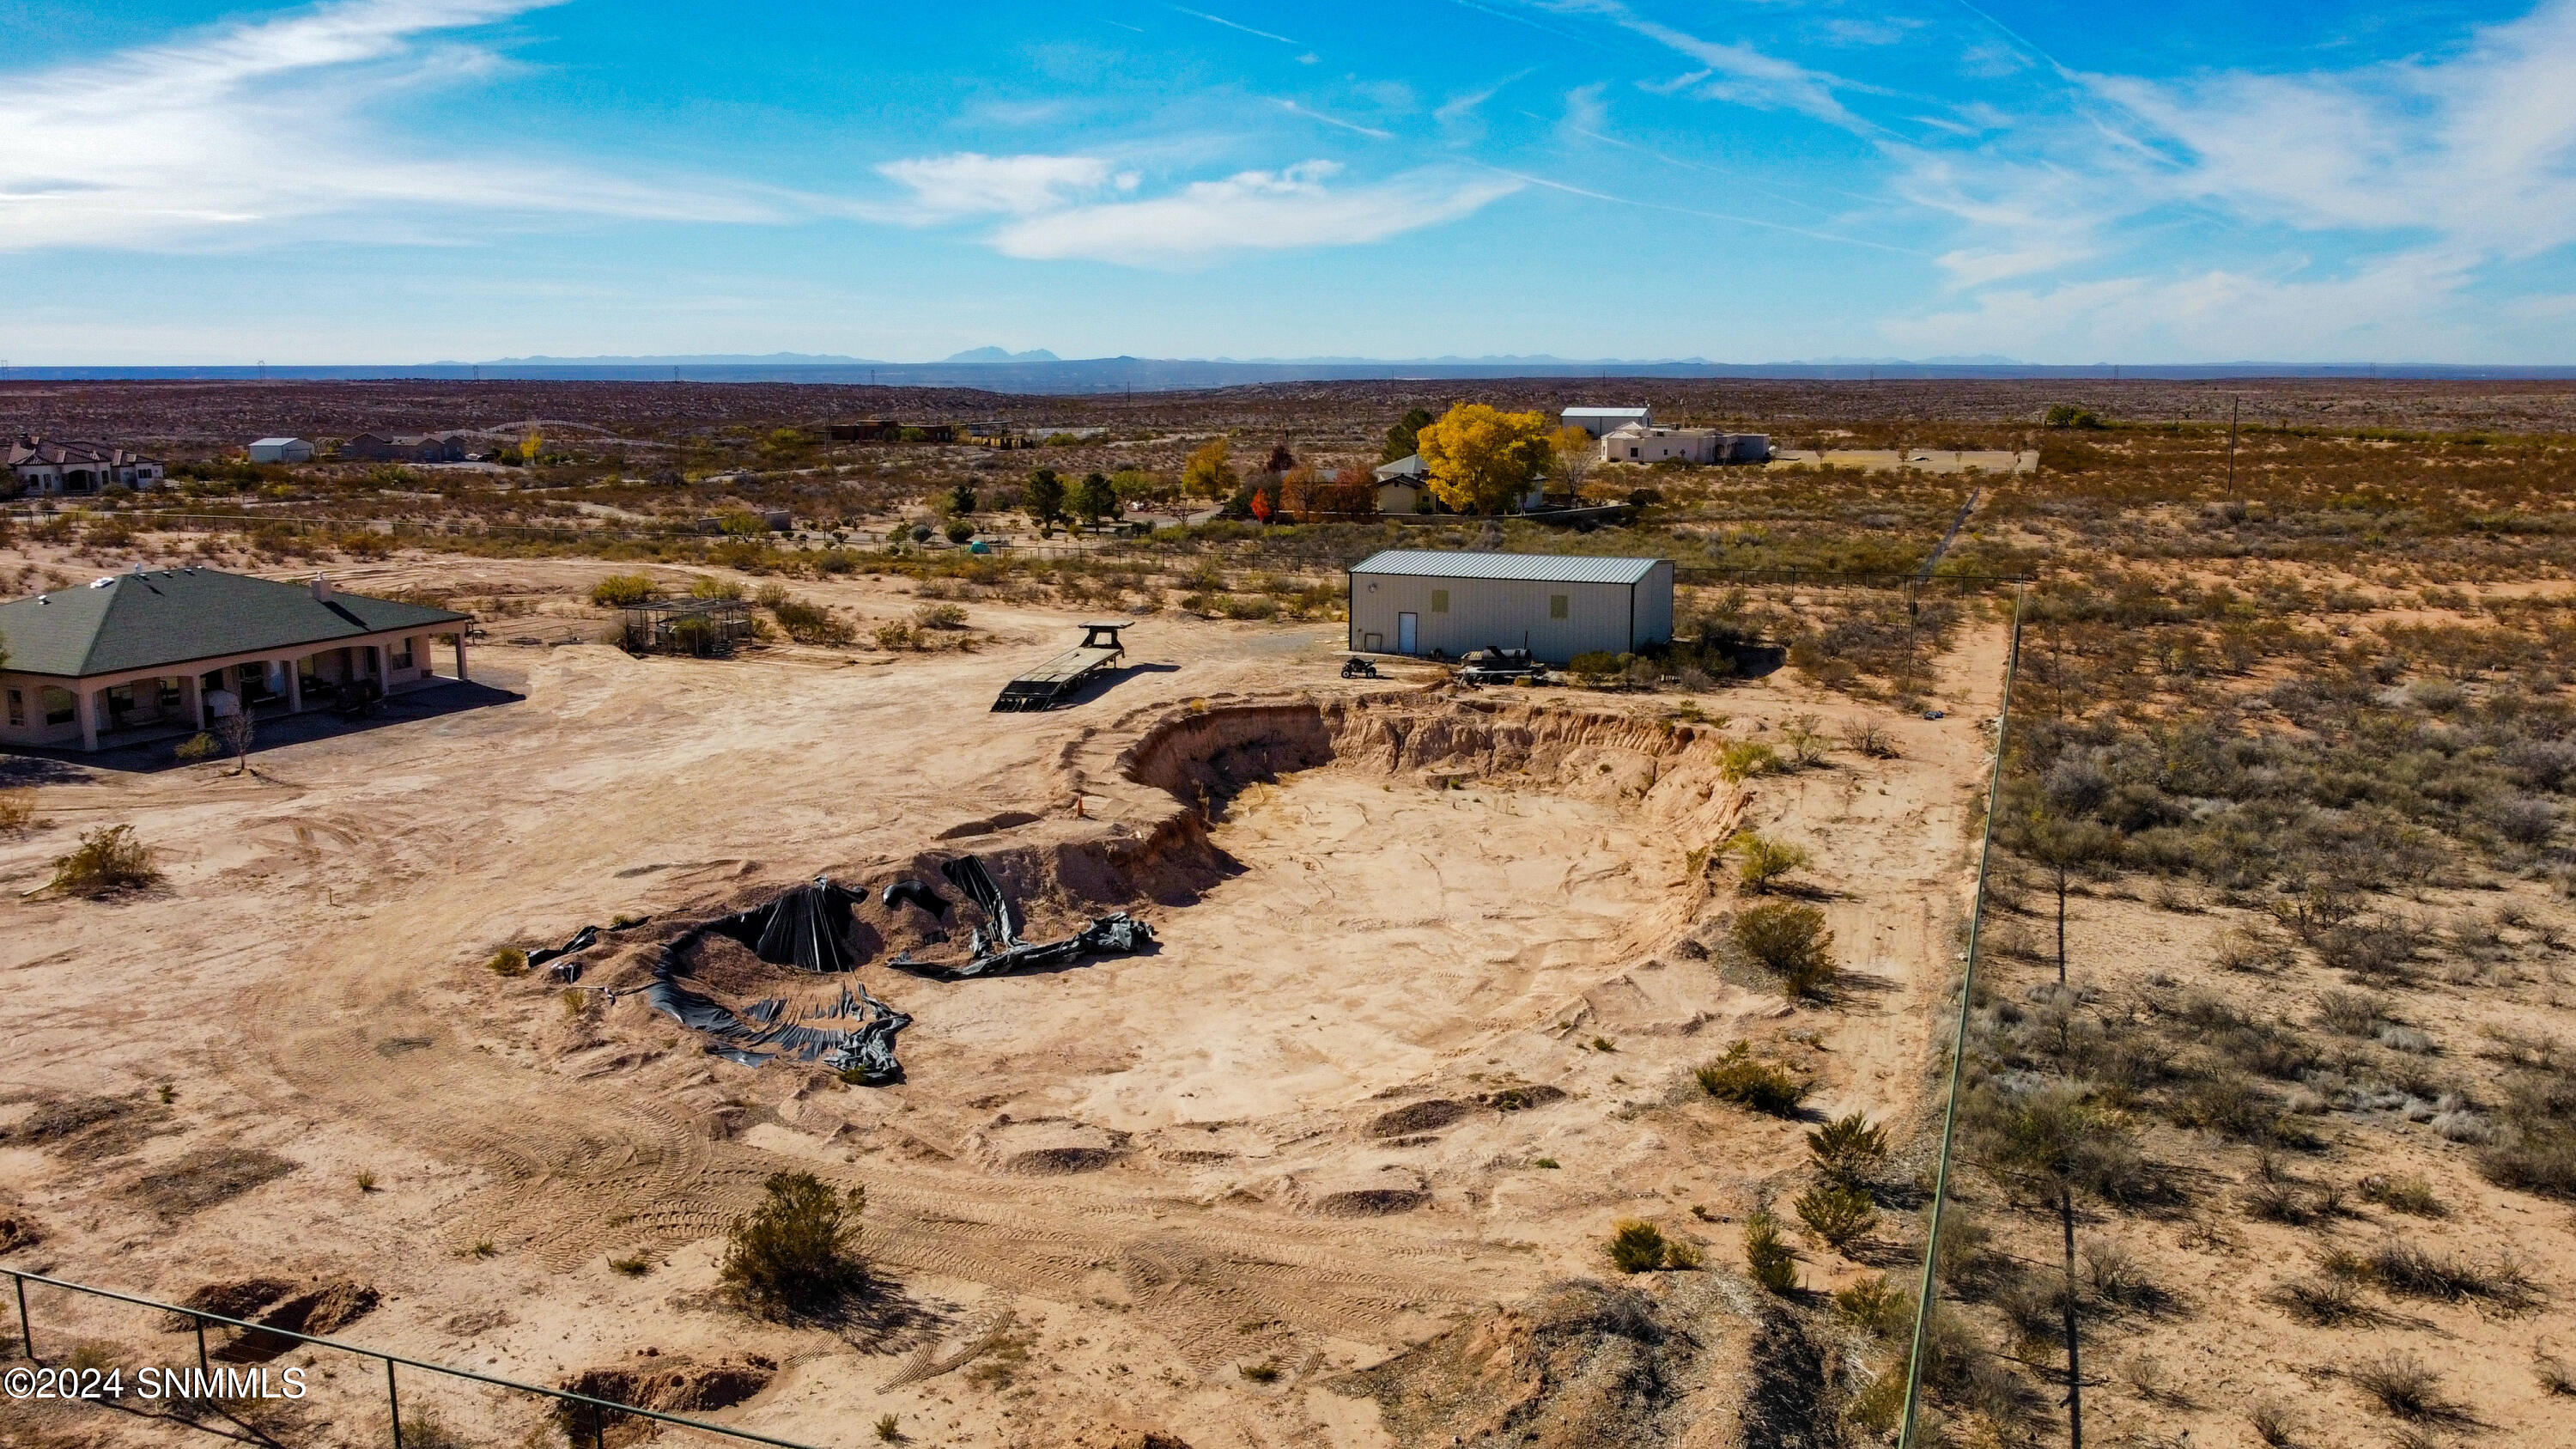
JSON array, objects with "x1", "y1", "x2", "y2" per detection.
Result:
[
  {"x1": 486, "y1": 947, "x2": 530, "y2": 977},
  {"x1": 398, "y1": 1405, "x2": 471, "y2": 1449},
  {"x1": 1840, "y1": 719, "x2": 1898, "y2": 758},
  {"x1": 1236, "y1": 1360, "x2": 1280, "y2": 1384},
  {"x1": 0, "y1": 787, "x2": 37, "y2": 831},
  {"x1": 1720, "y1": 739, "x2": 1782, "y2": 782},
  {"x1": 608, "y1": 1252, "x2": 651, "y2": 1277},
  {"x1": 2246, "y1": 1398, "x2": 2300, "y2": 1447},
  {"x1": 1532, "y1": 1156, "x2": 1559, "y2": 1169},
  {"x1": 1695, "y1": 1042, "x2": 1814, "y2": 1116},
  {"x1": 49, "y1": 824, "x2": 161, "y2": 897},
  {"x1": 2366, "y1": 1239, "x2": 2539, "y2": 1309},
  {"x1": 2537, "y1": 1349, "x2": 2576, "y2": 1397},
  {"x1": 468, "y1": 1239, "x2": 495, "y2": 1258},
  {"x1": 2270, "y1": 1273, "x2": 2367, "y2": 1325},
  {"x1": 1743, "y1": 1208, "x2": 1797, "y2": 1294},
  {"x1": 719, "y1": 1170, "x2": 866, "y2": 1315},
  {"x1": 355, "y1": 1170, "x2": 377, "y2": 1193},
  {"x1": 873, "y1": 1412, "x2": 904, "y2": 1442},
  {"x1": 2358, "y1": 1173, "x2": 2446, "y2": 1217}
]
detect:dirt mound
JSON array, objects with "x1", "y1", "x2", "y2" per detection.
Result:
[
  {"x1": 1334, "y1": 1279, "x2": 1692, "y2": 1449},
  {"x1": 127, "y1": 1147, "x2": 295, "y2": 1216},
  {"x1": 1369, "y1": 1099, "x2": 1473, "y2": 1137},
  {"x1": 553, "y1": 1355, "x2": 777, "y2": 1441},
  {"x1": 968, "y1": 1117, "x2": 1133, "y2": 1175},
  {"x1": 215, "y1": 1280, "x2": 380, "y2": 1361},
  {"x1": 6, "y1": 1094, "x2": 129, "y2": 1142},
  {"x1": 1294, "y1": 1165, "x2": 1432, "y2": 1216},
  {"x1": 161, "y1": 1277, "x2": 293, "y2": 1330},
  {"x1": 0, "y1": 1213, "x2": 42, "y2": 1252}
]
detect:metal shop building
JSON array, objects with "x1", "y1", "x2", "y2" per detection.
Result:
[{"x1": 1346, "y1": 550, "x2": 1674, "y2": 664}]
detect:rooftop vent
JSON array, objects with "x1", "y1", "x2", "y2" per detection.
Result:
[{"x1": 311, "y1": 573, "x2": 333, "y2": 602}]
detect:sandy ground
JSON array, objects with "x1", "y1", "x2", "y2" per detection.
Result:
[{"x1": 0, "y1": 557, "x2": 2007, "y2": 1448}]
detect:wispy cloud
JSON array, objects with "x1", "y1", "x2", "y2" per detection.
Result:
[
  {"x1": 1168, "y1": 5, "x2": 1298, "y2": 46},
  {"x1": 995, "y1": 161, "x2": 1518, "y2": 265},
  {"x1": 0, "y1": 0, "x2": 775, "y2": 249},
  {"x1": 872, "y1": 154, "x2": 1130, "y2": 221},
  {"x1": 1539, "y1": 0, "x2": 1857, "y2": 125},
  {"x1": 1273, "y1": 99, "x2": 1394, "y2": 140}
]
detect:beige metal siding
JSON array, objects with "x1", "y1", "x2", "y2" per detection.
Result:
[
  {"x1": 1351, "y1": 572, "x2": 1636, "y2": 663},
  {"x1": 1633, "y1": 561, "x2": 1674, "y2": 645}
]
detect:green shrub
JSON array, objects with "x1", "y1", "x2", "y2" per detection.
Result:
[
  {"x1": 690, "y1": 575, "x2": 745, "y2": 600},
  {"x1": 486, "y1": 948, "x2": 530, "y2": 977},
  {"x1": 1730, "y1": 830, "x2": 1811, "y2": 892},
  {"x1": 1721, "y1": 740, "x2": 1782, "y2": 781},
  {"x1": 719, "y1": 1171, "x2": 867, "y2": 1315},
  {"x1": 589, "y1": 573, "x2": 657, "y2": 606},
  {"x1": 1695, "y1": 1042, "x2": 1813, "y2": 1116},
  {"x1": 1567, "y1": 651, "x2": 1625, "y2": 686},
  {"x1": 912, "y1": 602, "x2": 968, "y2": 630},
  {"x1": 1832, "y1": 1275, "x2": 1912, "y2": 1338},
  {"x1": 172, "y1": 734, "x2": 219, "y2": 764},
  {"x1": 1794, "y1": 1184, "x2": 1878, "y2": 1249},
  {"x1": 1731, "y1": 901, "x2": 1836, "y2": 996},
  {"x1": 773, "y1": 598, "x2": 856, "y2": 646},
  {"x1": 1744, "y1": 1209, "x2": 1798, "y2": 1294},
  {"x1": 50, "y1": 825, "x2": 160, "y2": 897},
  {"x1": 1807, "y1": 1112, "x2": 1888, "y2": 1185},
  {"x1": 944, "y1": 519, "x2": 975, "y2": 544},
  {"x1": 1607, "y1": 1220, "x2": 1669, "y2": 1273}
]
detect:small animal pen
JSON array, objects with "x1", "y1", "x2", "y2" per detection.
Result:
[{"x1": 620, "y1": 598, "x2": 754, "y2": 657}]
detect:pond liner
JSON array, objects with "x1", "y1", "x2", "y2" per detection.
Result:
[
  {"x1": 706, "y1": 877, "x2": 870, "y2": 973},
  {"x1": 938, "y1": 856, "x2": 1018, "y2": 949},
  {"x1": 890, "y1": 911, "x2": 1155, "y2": 980},
  {"x1": 882, "y1": 880, "x2": 950, "y2": 917}
]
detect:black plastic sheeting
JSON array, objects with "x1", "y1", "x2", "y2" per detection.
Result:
[
  {"x1": 644, "y1": 969, "x2": 911, "y2": 1083},
  {"x1": 939, "y1": 856, "x2": 1017, "y2": 951},
  {"x1": 882, "y1": 880, "x2": 950, "y2": 917},
  {"x1": 707, "y1": 878, "x2": 870, "y2": 973},
  {"x1": 893, "y1": 911, "x2": 1155, "y2": 980}
]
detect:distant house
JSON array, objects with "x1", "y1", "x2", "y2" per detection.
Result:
[
  {"x1": 343, "y1": 432, "x2": 471, "y2": 463},
  {"x1": 1601, "y1": 424, "x2": 1770, "y2": 466},
  {"x1": 4, "y1": 435, "x2": 163, "y2": 496},
  {"x1": 0, "y1": 567, "x2": 471, "y2": 752},
  {"x1": 1372, "y1": 454, "x2": 1429, "y2": 513},
  {"x1": 1562, "y1": 406, "x2": 1650, "y2": 438},
  {"x1": 247, "y1": 437, "x2": 314, "y2": 464}
]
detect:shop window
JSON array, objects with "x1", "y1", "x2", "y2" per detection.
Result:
[
  {"x1": 1550, "y1": 594, "x2": 1569, "y2": 619},
  {"x1": 1431, "y1": 589, "x2": 1449, "y2": 614}
]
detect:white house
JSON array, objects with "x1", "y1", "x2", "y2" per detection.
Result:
[
  {"x1": 1601, "y1": 424, "x2": 1771, "y2": 466},
  {"x1": 247, "y1": 437, "x2": 315, "y2": 464}
]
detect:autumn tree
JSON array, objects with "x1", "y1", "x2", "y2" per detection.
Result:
[
  {"x1": 1550, "y1": 425, "x2": 1600, "y2": 499},
  {"x1": 1182, "y1": 439, "x2": 1236, "y2": 501},
  {"x1": 1415, "y1": 403, "x2": 1550, "y2": 515},
  {"x1": 1279, "y1": 464, "x2": 1320, "y2": 520}
]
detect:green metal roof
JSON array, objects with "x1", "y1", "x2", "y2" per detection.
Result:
[{"x1": 0, "y1": 568, "x2": 469, "y2": 680}]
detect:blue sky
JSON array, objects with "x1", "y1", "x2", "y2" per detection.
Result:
[{"x1": 6, "y1": 0, "x2": 2575, "y2": 363}]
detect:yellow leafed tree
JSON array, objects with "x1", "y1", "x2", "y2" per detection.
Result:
[
  {"x1": 1181, "y1": 438, "x2": 1236, "y2": 501},
  {"x1": 1415, "y1": 404, "x2": 1550, "y2": 514}
]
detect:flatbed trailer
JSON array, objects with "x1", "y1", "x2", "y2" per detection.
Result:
[{"x1": 992, "y1": 622, "x2": 1130, "y2": 712}]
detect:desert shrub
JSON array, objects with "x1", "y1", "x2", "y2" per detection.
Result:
[
  {"x1": 1743, "y1": 1209, "x2": 1797, "y2": 1294},
  {"x1": 1729, "y1": 830, "x2": 1812, "y2": 893},
  {"x1": 1781, "y1": 713, "x2": 1831, "y2": 767},
  {"x1": 2080, "y1": 1238, "x2": 2161, "y2": 1310},
  {"x1": 2480, "y1": 1071, "x2": 2576, "y2": 1197},
  {"x1": 753, "y1": 582, "x2": 792, "y2": 609},
  {"x1": 2246, "y1": 1399, "x2": 2299, "y2": 1448},
  {"x1": 2366, "y1": 1239, "x2": 2538, "y2": 1308},
  {"x1": 1721, "y1": 739, "x2": 1782, "y2": 781},
  {"x1": 1840, "y1": 719, "x2": 1898, "y2": 758},
  {"x1": 2350, "y1": 1352, "x2": 2456, "y2": 1422},
  {"x1": 589, "y1": 573, "x2": 657, "y2": 606},
  {"x1": 718, "y1": 1171, "x2": 867, "y2": 1315},
  {"x1": 1566, "y1": 651, "x2": 1624, "y2": 687},
  {"x1": 1730, "y1": 902, "x2": 1836, "y2": 995},
  {"x1": 50, "y1": 825, "x2": 160, "y2": 897},
  {"x1": 2168, "y1": 1071, "x2": 2300, "y2": 1146},
  {"x1": 2317, "y1": 989, "x2": 2394, "y2": 1037},
  {"x1": 0, "y1": 788, "x2": 33, "y2": 831},
  {"x1": 2270, "y1": 1272, "x2": 2367, "y2": 1325},
  {"x1": 1607, "y1": 1220, "x2": 1674, "y2": 1273},
  {"x1": 944, "y1": 519, "x2": 975, "y2": 544},
  {"x1": 1807, "y1": 1112, "x2": 1887, "y2": 1185},
  {"x1": 1793, "y1": 1184, "x2": 1877, "y2": 1249},
  {"x1": 772, "y1": 598, "x2": 855, "y2": 646},
  {"x1": 912, "y1": 602, "x2": 968, "y2": 630},
  {"x1": 2315, "y1": 916, "x2": 2420, "y2": 982},
  {"x1": 2358, "y1": 1173, "x2": 2445, "y2": 1216},
  {"x1": 690, "y1": 575, "x2": 745, "y2": 600},
  {"x1": 398, "y1": 1406, "x2": 471, "y2": 1449},
  {"x1": 173, "y1": 733, "x2": 219, "y2": 763},
  {"x1": 1832, "y1": 1275, "x2": 1912, "y2": 1338},
  {"x1": 486, "y1": 947, "x2": 530, "y2": 977},
  {"x1": 1696, "y1": 1042, "x2": 1813, "y2": 1116}
]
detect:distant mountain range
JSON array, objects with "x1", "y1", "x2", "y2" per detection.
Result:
[{"x1": 10, "y1": 355, "x2": 2573, "y2": 393}]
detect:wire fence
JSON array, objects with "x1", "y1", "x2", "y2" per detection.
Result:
[
  {"x1": 1896, "y1": 584, "x2": 2024, "y2": 1447},
  {"x1": 4, "y1": 1268, "x2": 832, "y2": 1449}
]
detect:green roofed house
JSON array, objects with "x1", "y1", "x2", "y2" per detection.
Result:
[{"x1": 0, "y1": 566, "x2": 472, "y2": 752}]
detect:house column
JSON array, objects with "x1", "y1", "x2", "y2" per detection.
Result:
[
  {"x1": 77, "y1": 687, "x2": 100, "y2": 752},
  {"x1": 181, "y1": 673, "x2": 203, "y2": 729},
  {"x1": 453, "y1": 632, "x2": 469, "y2": 683},
  {"x1": 283, "y1": 659, "x2": 303, "y2": 713}
]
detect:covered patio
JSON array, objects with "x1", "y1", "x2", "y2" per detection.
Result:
[{"x1": 1, "y1": 567, "x2": 472, "y2": 753}]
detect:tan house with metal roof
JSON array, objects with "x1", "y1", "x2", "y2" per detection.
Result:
[{"x1": 0, "y1": 567, "x2": 471, "y2": 752}]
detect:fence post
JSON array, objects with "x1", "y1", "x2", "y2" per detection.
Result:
[
  {"x1": 14, "y1": 1272, "x2": 30, "y2": 1361},
  {"x1": 387, "y1": 1357, "x2": 403, "y2": 1449},
  {"x1": 592, "y1": 1400, "x2": 606, "y2": 1449},
  {"x1": 196, "y1": 1315, "x2": 209, "y2": 1373}
]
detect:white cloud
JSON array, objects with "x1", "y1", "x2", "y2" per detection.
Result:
[
  {"x1": 1885, "y1": 0, "x2": 2576, "y2": 353},
  {"x1": 1542, "y1": 0, "x2": 1856, "y2": 125},
  {"x1": 873, "y1": 154, "x2": 1121, "y2": 221},
  {"x1": 987, "y1": 161, "x2": 1520, "y2": 265},
  {"x1": 0, "y1": 0, "x2": 777, "y2": 250}
]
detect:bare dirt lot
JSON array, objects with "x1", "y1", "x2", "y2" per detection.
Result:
[{"x1": 0, "y1": 557, "x2": 2004, "y2": 1448}]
